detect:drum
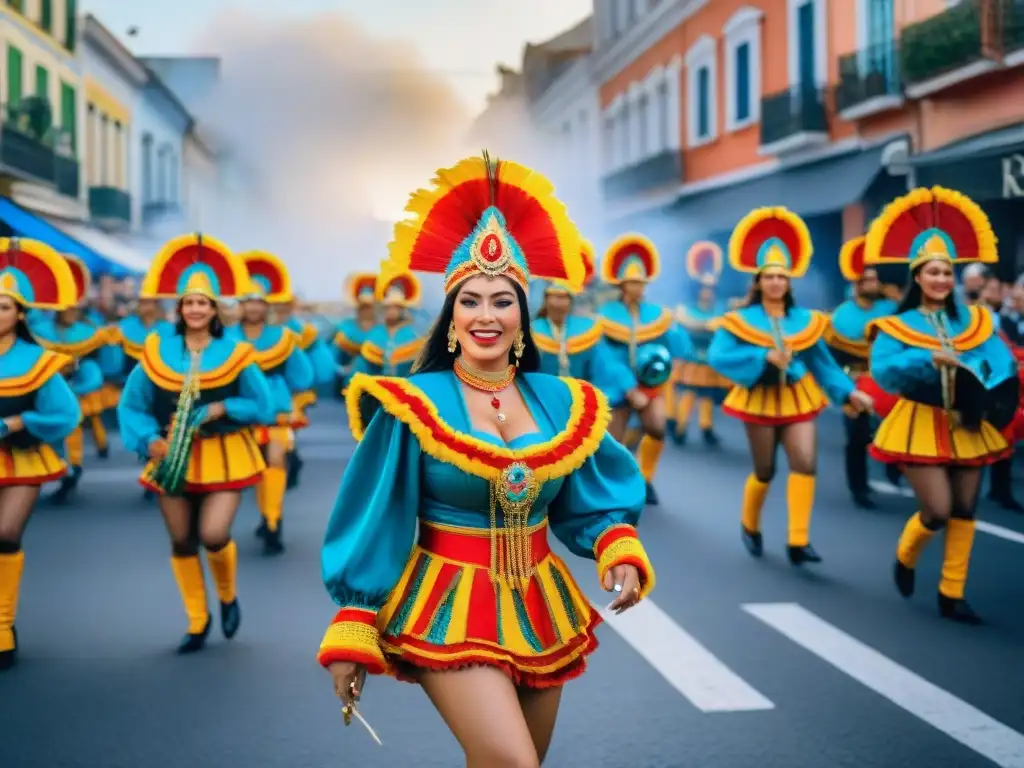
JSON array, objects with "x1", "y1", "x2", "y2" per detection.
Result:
[{"x1": 635, "y1": 343, "x2": 672, "y2": 389}]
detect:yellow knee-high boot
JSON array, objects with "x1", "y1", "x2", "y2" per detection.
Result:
[
  {"x1": 939, "y1": 519, "x2": 976, "y2": 600},
  {"x1": 698, "y1": 398, "x2": 715, "y2": 431},
  {"x1": 259, "y1": 466, "x2": 288, "y2": 532},
  {"x1": 675, "y1": 390, "x2": 697, "y2": 431},
  {"x1": 88, "y1": 415, "x2": 108, "y2": 451},
  {"x1": 205, "y1": 541, "x2": 238, "y2": 604},
  {"x1": 741, "y1": 474, "x2": 770, "y2": 533},
  {"x1": 0, "y1": 550, "x2": 25, "y2": 655},
  {"x1": 636, "y1": 435, "x2": 665, "y2": 483},
  {"x1": 66, "y1": 427, "x2": 84, "y2": 467},
  {"x1": 896, "y1": 512, "x2": 937, "y2": 568},
  {"x1": 170, "y1": 556, "x2": 209, "y2": 633},
  {"x1": 786, "y1": 472, "x2": 816, "y2": 547}
]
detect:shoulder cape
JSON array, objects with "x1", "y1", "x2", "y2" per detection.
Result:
[
  {"x1": 532, "y1": 317, "x2": 603, "y2": 356},
  {"x1": 866, "y1": 305, "x2": 992, "y2": 352},
  {"x1": 601, "y1": 306, "x2": 674, "y2": 345},
  {"x1": 718, "y1": 309, "x2": 828, "y2": 351},
  {"x1": 0, "y1": 347, "x2": 72, "y2": 397},
  {"x1": 140, "y1": 334, "x2": 255, "y2": 392}
]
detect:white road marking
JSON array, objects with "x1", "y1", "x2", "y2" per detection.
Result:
[
  {"x1": 868, "y1": 480, "x2": 915, "y2": 498},
  {"x1": 597, "y1": 599, "x2": 774, "y2": 713},
  {"x1": 743, "y1": 602, "x2": 1024, "y2": 767}
]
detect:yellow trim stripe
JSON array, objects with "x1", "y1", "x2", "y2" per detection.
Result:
[
  {"x1": 601, "y1": 309, "x2": 674, "y2": 344},
  {"x1": 867, "y1": 306, "x2": 991, "y2": 352},
  {"x1": 718, "y1": 311, "x2": 827, "y2": 351},
  {"x1": 0, "y1": 350, "x2": 71, "y2": 396}
]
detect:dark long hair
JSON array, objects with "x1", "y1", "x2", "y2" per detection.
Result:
[
  {"x1": 748, "y1": 273, "x2": 795, "y2": 314},
  {"x1": 414, "y1": 282, "x2": 541, "y2": 374},
  {"x1": 896, "y1": 263, "x2": 959, "y2": 320},
  {"x1": 3, "y1": 297, "x2": 36, "y2": 344},
  {"x1": 174, "y1": 297, "x2": 224, "y2": 338}
]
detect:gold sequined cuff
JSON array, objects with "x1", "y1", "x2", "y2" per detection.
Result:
[
  {"x1": 594, "y1": 524, "x2": 656, "y2": 599},
  {"x1": 316, "y1": 607, "x2": 388, "y2": 673}
]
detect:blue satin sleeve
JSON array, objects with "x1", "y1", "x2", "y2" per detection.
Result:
[
  {"x1": 97, "y1": 343, "x2": 124, "y2": 379},
  {"x1": 801, "y1": 339, "x2": 854, "y2": 403},
  {"x1": 283, "y1": 347, "x2": 315, "y2": 394},
  {"x1": 589, "y1": 340, "x2": 635, "y2": 407},
  {"x1": 70, "y1": 359, "x2": 103, "y2": 396},
  {"x1": 223, "y1": 364, "x2": 276, "y2": 425},
  {"x1": 307, "y1": 339, "x2": 337, "y2": 386},
  {"x1": 869, "y1": 330, "x2": 937, "y2": 392},
  {"x1": 708, "y1": 329, "x2": 770, "y2": 389},
  {"x1": 548, "y1": 434, "x2": 645, "y2": 559},
  {"x1": 666, "y1": 324, "x2": 694, "y2": 362},
  {"x1": 351, "y1": 346, "x2": 380, "y2": 376},
  {"x1": 321, "y1": 410, "x2": 420, "y2": 610},
  {"x1": 117, "y1": 366, "x2": 162, "y2": 457},
  {"x1": 22, "y1": 374, "x2": 81, "y2": 443}
]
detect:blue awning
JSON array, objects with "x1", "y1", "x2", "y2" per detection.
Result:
[{"x1": 0, "y1": 197, "x2": 134, "y2": 277}]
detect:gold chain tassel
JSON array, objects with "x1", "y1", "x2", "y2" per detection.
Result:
[{"x1": 489, "y1": 463, "x2": 540, "y2": 593}]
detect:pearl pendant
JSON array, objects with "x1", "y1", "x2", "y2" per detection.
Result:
[{"x1": 497, "y1": 413, "x2": 507, "y2": 422}]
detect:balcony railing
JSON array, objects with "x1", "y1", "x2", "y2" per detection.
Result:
[
  {"x1": 601, "y1": 149, "x2": 683, "y2": 202},
  {"x1": 55, "y1": 156, "x2": 79, "y2": 198},
  {"x1": 900, "y1": 0, "x2": 1000, "y2": 86},
  {"x1": 835, "y1": 40, "x2": 902, "y2": 115},
  {"x1": 89, "y1": 186, "x2": 131, "y2": 226},
  {"x1": 142, "y1": 200, "x2": 180, "y2": 226},
  {"x1": 0, "y1": 99, "x2": 80, "y2": 197},
  {"x1": 0, "y1": 123, "x2": 56, "y2": 183},
  {"x1": 759, "y1": 87, "x2": 828, "y2": 149}
]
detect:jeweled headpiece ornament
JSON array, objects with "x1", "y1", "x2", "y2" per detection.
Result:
[
  {"x1": 601, "y1": 234, "x2": 660, "y2": 285},
  {"x1": 544, "y1": 240, "x2": 595, "y2": 296},
  {"x1": 140, "y1": 233, "x2": 250, "y2": 300},
  {"x1": 0, "y1": 238, "x2": 78, "y2": 309},
  {"x1": 864, "y1": 186, "x2": 997, "y2": 271},
  {"x1": 729, "y1": 207, "x2": 813, "y2": 277},
  {"x1": 381, "y1": 152, "x2": 584, "y2": 295},
  {"x1": 240, "y1": 250, "x2": 293, "y2": 304},
  {"x1": 685, "y1": 241, "x2": 723, "y2": 287},
  {"x1": 346, "y1": 273, "x2": 377, "y2": 306}
]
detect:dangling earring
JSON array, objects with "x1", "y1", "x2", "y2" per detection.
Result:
[
  {"x1": 447, "y1": 320, "x2": 458, "y2": 354},
  {"x1": 512, "y1": 328, "x2": 525, "y2": 366}
]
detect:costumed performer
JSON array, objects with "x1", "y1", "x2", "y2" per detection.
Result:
[
  {"x1": 707, "y1": 207, "x2": 873, "y2": 564},
  {"x1": 825, "y1": 235, "x2": 900, "y2": 508},
  {"x1": 319, "y1": 154, "x2": 654, "y2": 767},
  {"x1": 352, "y1": 271, "x2": 424, "y2": 377},
  {"x1": 334, "y1": 273, "x2": 378, "y2": 396},
  {"x1": 669, "y1": 241, "x2": 731, "y2": 447},
  {"x1": 117, "y1": 234, "x2": 275, "y2": 652},
  {"x1": 0, "y1": 238, "x2": 82, "y2": 670},
  {"x1": 231, "y1": 252, "x2": 314, "y2": 556},
  {"x1": 598, "y1": 234, "x2": 693, "y2": 505},
  {"x1": 864, "y1": 187, "x2": 1018, "y2": 624}
]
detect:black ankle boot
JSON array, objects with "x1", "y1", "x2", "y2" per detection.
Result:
[
  {"x1": 262, "y1": 525, "x2": 285, "y2": 556},
  {"x1": 938, "y1": 594, "x2": 982, "y2": 625},
  {"x1": 702, "y1": 428, "x2": 719, "y2": 447},
  {"x1": 221, "y1": 600, "x2": 241, "y2": 639},
  {"x1": 177, "y1": 616, "x2": 212, "y2": 654},
  {"x1": 48, "y1": 466, "x2": 82, "y2": 504},
  {"x1": 645, "y1": 482, "x2": 659, "y2": 506},
  {"x1": 741, "y1": 527, "x2": 763, "y2": 557},
  {"x1": 254, "y1": 518, "x2": 268, "y2": 540},
  {"x1": 0, "y1": 627, "x2": 17, "y2": 671},
  {"x1": 787, "y1": 544, "x2": 822, "y2": 565},
  {"x1": 893, "y1": 560, "x2": 915, "y2": 597}
]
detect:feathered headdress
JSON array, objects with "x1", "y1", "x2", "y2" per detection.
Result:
[
  {"x1": 0, "y1": 238, "x2": 77, "y2": 309},
  {"x1": 729, "y1": 207, "x2": 812, "y2": 277},
  {"x1": 839, "y1": 236, "x2": 868, "y2": 282},
  {"x1": 345, "y1": 273, "x2": 377, "y2": 306},
  {"x1": 685, "y1": 241, "x2": 723, "y2": 287},
  {"x1": 240, "y1": 250, "x2": 293, "y2": 304},
  {"x1": 376, "y1": 271, "x2": 421, "y2": 307},
  {"x1": 544, "y1": 240, "x2": 596, "y2": 296},
  {"x1": 864, "y1": 186, "x2": 997, "y2": 270},
  {"x1": 601, "y1": 233, "x2": 660, "y2": 285},
  {"x1": 382, "y1": 153, "x2": 583, "y2": 296},
  {"x1": 63, "y1": 254, "x2": 92, "y2": 305},
  {"x1": 139, "y1": 233, "x2": 250, "y2": 300}
]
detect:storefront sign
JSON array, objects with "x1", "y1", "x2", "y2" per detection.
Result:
[{"x1": 1003, "y1": 153, "x2": 1024, "y2": 198}]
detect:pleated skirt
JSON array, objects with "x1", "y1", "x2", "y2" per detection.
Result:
[
  {"x1": 0, "y1": 444, "x2": 67, "y2": 486},
  {"x1": 871, "y1": 399, "x2": 1010, "y2": 466},
  {"x1": 140, "y1": 429, "x2": 266, "y2": 494},
  {"x1": 98, "y1": 383, "x2": 121, "y2": 410},
  {"x1": 722, "y1": 375, "x2": 828, "y2": 426},
  {"x1": 677, "y1": 362, "x2": 732, "y2": 394},
  {"x1": 377, "y1": 521, "x2": 601, "y2": 689}
]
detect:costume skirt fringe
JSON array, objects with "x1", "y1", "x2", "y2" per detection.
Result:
[
  {"x1": 377, "y1": 521, "x2": 601, "y2": 689},
  {"x1": 140, "y1": 429, "x2": 266, "y2": 494},
  {"x1": 0, "y1": 443, "x2": 66, "y2": 486},
  {"x1": 871, "y1": 399, "x2": 1010, "y2": 466},
  {"x1": 722, "y1": 375, "x2": 828, "y2": 426}
]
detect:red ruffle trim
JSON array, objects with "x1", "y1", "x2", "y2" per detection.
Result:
[
  {"x1": 139, "y1": 473, "x2": 262, "y2": 494},
  {"x1": 869, "y1": 445, "x2": 1011, "y2": 467},
  {"x1": 0, "y1": 468, "x2": 67, "y2": 486}
]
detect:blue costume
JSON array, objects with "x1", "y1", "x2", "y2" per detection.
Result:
[
  {"x1": 317, "y1": 155, "x2": 655, "y2": 693},
  {"x1": 353, "y1": 272, "x2": 424, "y2": 378},
  {"x1": 334, "y1": 273, "x2": 378, "y2": 387}
]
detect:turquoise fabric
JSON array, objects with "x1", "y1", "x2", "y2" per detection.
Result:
[
  {"x1": 830, "y1": 298, "x2": 897, "y2": 343},
  {"x1": 599, "y1": 300, "x2": 694, "y2": 389},
  {"x1": 225, "y1": 324, "x2": 315, "y2": 418},
  {"x1": 532, "y1": 315, "x2": 632, "y2": 406},
  {"x1": 284, "y1": 317, "x2": 336, "y2": 386},
  {"x1": 1, "y1": 338, "x2": 80, "y2": 443},
  {"x1": 352, "y1": 322, "x2": 421, "y2": 377}
]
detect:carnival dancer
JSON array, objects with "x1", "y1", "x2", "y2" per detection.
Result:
[
  {"x1": 864, "y1": 187, "x2": 1018, "y2": 624},
  {"x1": 110, "y1": 294, "x2": 175, "y2": 375},
  {"x1": 598, "y1": 234, "x2": 692, "y2": 505},
  {"x1": 32, "y1": 260, "x2": 111, "y2": 503},
  {"x1": 231, "y1": 252, "x2": 314, "y2": 555},
  {"x1": 118, "y1": 234, "x2": 275, "y2": 652},
  {"x1": 707, "y1": 207, "x2": 873, "y2": 564},
  {"x1": 825, "y1": 236, "x2": 901, "y2": 508},
  {"x1": 670, "y1": 241, "x2": 731, "y2": 447},
  {"x1": 0, "y1": 238, "x2": 82, "y2": 669},
  {"x1": 352, "y1": 271, "x2": 424, "y2": 377},
  {"x1": 334, "y1": 273, "x2": 378, "y2": 396},
  {"x1": 319, "y1": 154, "x2": 654, "y2": 766}
]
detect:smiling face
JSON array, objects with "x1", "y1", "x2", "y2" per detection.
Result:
[
  {"x1": 620, "y1": 280, "x2": 644, "y2": 302},
  {"x1": 758, "y1": 268, "x2": 790, "y2": 302},
  {"x1": 915, "y1": 259, "x2": 955, "y2": 303},
  {"x1": 452, "y1": 274, "x2": 521, "y2": 368},
  {"x1": 180, "y1": 294, "x2": 216, "y2": 331},
  {"x1": 0, "y1": 295, "x2": 20, "y2": 336}
]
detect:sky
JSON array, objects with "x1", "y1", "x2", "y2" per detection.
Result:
[{"x1": 82, "y1": 0, "x2": 592, "y2": 114}]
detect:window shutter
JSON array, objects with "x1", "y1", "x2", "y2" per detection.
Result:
[{"x1": 736, "y1": 43, "x2": 750, "y2": 122}]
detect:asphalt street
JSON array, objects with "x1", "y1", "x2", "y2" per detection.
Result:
[{"x1": 2, "y1": 400, "x2": 1023, "y2": 768}]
